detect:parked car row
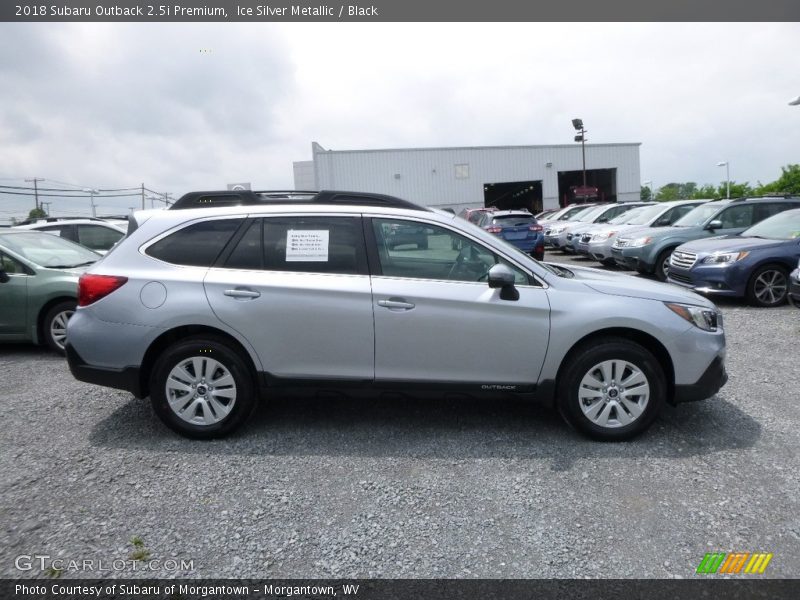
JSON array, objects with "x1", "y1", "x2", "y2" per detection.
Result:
[{"x1": 544, "y1": 196, "x2": 800, "y2": 307}]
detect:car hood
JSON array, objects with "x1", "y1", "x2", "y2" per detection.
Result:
[
  {"x1": 592, "y1": 223, "x2": 653, "y2": 237},
  {"x1": 545, "y1": 262, "x2": 716, "y2": 307},
  {"x1": 677, "y1": 235, "x2": 795, "y2": 255},
  {"x1": 617, "y1": 225, "x2": 693, "y2": 241}
]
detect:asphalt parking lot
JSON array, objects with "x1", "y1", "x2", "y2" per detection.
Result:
[{"x1": 1, "y1": 251, "x2": 799, "y2": 579}]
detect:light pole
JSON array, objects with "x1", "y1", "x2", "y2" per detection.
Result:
[
  {"x1": 716, "y1": 162, "x2": 730, "y2": 199},
  {"x1": 643, "y1": 180, "x2": 653, "y2": 201},
  {"x1": 83, "y1": 188, "x2": 99, "y2": 217},
  {"x1": 572, "y1": 118, "x2": 587, "y2": 188}
]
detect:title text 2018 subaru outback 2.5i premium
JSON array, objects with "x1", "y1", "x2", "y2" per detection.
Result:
[
  {"x1": 611, "y1": 197, "x2": 800, "y2": 281},
  {"x1": 66, "y1": 190, "x2": 727, "y2": 441}
]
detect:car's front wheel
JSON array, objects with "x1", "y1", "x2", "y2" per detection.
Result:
[
  {"x1": 654, "y1": 248, "x2": 674, "y2": 281},
  {"x1": 150, "y1": 337, "x2": 257, "y2": 439},
  {"x1": 746, "y1": 265, "x2": 788, "y2": 307},
  {"x1": 43, "y1": 300, "x2": 76, "y2": 354},
  {"x1": 558, "y1": 338, "x2": 666, "y2": 441}
]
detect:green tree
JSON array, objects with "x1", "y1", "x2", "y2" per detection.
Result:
[
  {"x1": 755, "y1": 164, "x2": 800, "y2": 195},
  {"x1": 28, "y1": 207, "x2": 46, "y2": 219},
  {"x1": 640, "y1": 185, "x2": 653, "y2": 201},
  {"x1": 655, "y1": 183, "x2": 681, "y2": 201}
]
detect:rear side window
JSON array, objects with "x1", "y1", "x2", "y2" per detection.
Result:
[
  {"x1": 223, "y1": 216, "x2": 366, "y2": 275},
  {"x1": 77, "y1": 225, "x2": 124, "y2": 251},
  {"x1": 754, "y1": 202, "x2": 798, "y2": 222},
  {"x1": 146, "y1": 219, "x2": 241, "y2": 267}
]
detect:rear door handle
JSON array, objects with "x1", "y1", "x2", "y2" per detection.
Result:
[
  {"x1": 378, "y1": 298, "x2": 415, "y2": 310},
  {"x1": 224, "y1": 288, "x2": 261, "y2": 299}
]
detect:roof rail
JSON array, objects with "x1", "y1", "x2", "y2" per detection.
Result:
[
  {"x1": 16, "y1": 216, "x2": 105, "y2": 226},
  {"x1": 170, "y1": 189, "x2": 430, "y2": 212}
]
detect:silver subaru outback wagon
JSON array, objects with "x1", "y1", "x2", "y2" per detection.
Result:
[{"x1": 65, "y1": 191, "x2": 727, "y2": 441}]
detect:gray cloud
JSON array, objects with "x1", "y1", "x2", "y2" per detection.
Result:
[{"x1": 0, "y1": 22, "x2": 798, "y2": 221}]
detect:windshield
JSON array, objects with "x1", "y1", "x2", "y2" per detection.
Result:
[
  {"x1": 0, "y1": 232, "x2": 100, "y2": 268},
  {"x1": 609, "y1": 206, "x2": 647, "y2": 224},
  {"x1": 673, "y1": 203, "x2": 725, "y2": 227},
  {"x1": 575, "y1": 205, "x2": 610, "y2": 222},
  {"x1": 625, "y1": 203, "x2": 674, "y2": 225},
  {"x1": 558, "y1": 204, "x2": 594, "y2": 220},
  {"x1": 742, "y1": 209, "x2": 800, "y2": 240}
]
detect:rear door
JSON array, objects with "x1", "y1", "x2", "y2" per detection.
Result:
[
  {"x1": 368, "y1": 217, "x2": 550, "y2": 386},
  {"x1": 204, "y1": 215, "x2": 375, "y2": 381}
]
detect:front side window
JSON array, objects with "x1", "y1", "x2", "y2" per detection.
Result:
[
  {"x1": 718, "y1": 204, "x2": 755, "y2": 229},
  {"x1": 146, "y1": 219, "x2": 241, "y2": 267},
  {"x1": 0, "y1": 252, "x2": 25, "y2": 274},
  {"x1": 223, "y1": 216, "x2": 366, "y2": 275},
  {"x1": 372, "y1": 218, "x2": 529, "y2": 285}
]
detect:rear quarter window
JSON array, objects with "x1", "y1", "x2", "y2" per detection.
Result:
[{"x1": 146, "y1": 219, "x2": 242, "y2": 267}]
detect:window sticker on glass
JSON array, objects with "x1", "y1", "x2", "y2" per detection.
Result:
[{"x1": 286, "y1": 230, "x2": 329, "y2": 262}]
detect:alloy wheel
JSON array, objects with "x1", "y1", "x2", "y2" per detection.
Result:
[
  {"x1": 753, "y1": 269, "x2": 787, "y2": 306},
  {"x1": 165, "y1": 356, "x2": 237, "y2": 425},
  {"x1": 49, "y1": 309, "x2": 74, "y2": 351},
  {"x1": 578, "y1": 359, "x2": 650, "y2": 428}
]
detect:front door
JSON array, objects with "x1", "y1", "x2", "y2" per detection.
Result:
[
  {"x1": 368, "y1": 218, "x2": 550, "y2": 386},
  {"x1": 0, "y1": 252, "x2": 29, "y2": 335}
]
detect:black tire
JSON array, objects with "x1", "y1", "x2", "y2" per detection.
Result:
[
  {"x1": 557, "y1": 337, "x2": 666, "y2": 441},
  {"x1": 746, "y1": 264, "x2": 789, "y2": 307},
  {"x1": 654, "y1": 248, "x2": 675, "y2": 281},
  {"x1": 42, "y1": 300, "x2": 76, "y2": 354},
  {"x1": 150, "y1": 337, "x2": 257, "y2": 439}
]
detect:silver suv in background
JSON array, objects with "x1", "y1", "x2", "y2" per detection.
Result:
[{"x1": 66, "y1": 190, "x2": 727, "y2": 441}]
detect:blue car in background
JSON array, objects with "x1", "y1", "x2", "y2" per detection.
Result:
[
  {"x1": 667, "y1": 207, "x2": 800, "y2": 307},
  {"x1": 477, "y1": 209, "x2": 545, "y2": 260}
]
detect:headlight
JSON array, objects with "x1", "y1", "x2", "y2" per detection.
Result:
[
  {"x1": 701, "y1": 251, "x2": 749, "y2": 264},
  {"x1": 665, "y1": 302, "x2": 721, "y2": 332},
  {"x1": 549, "y1": 226, "x2": 566, "y2": 235},
  {"x1": 591, "y1": 231, "x2": 616, "y2": 241},
  {"x1": 628, "y1": 236, "x2": 653, "y2": 247}
]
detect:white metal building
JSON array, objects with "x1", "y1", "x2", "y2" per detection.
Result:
[{"x1": 293, "y1": 141, "x2": 641, "y2": 213}]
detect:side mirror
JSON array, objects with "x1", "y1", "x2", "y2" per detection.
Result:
[
  {"x1": 706, "y1": 219, "x2": 723, "y2": 231},
  {"x1": 597, "y1": 216, "x2": 609, "y2": 223},
  {"x1": 487, "y1": 264, "x2": 519, "y2": 301},
  {"x1": 0, "y1": 270, "x2": 9, "y2": 284}
]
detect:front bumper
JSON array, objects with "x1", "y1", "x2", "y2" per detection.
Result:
[
  {"x1": 789, "y1": 269, "x2": 800, "y2": 302},
  {"x1": 666, "y1": 263, "x2": 745, "y2": 298},
  {"x1": 673, "y1": 356, "x2": 728, "y2": 403},
  {"x1": 66, "y1": 343, "x2": 144, "y2": 398},
  {"x1": 611, "y1": 246, "x2": 653, "y2": 271}
]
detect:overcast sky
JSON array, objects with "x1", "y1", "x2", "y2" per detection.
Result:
[{"x1": 0, "y1": 22, "x2": 798, "y2": 220}]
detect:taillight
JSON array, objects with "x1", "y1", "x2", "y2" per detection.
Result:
[
  {"x1": 486, "y1": 226, "x2": 502, "y2": 234},
  {"x1": 78, "y1": 274, "x2": 128, "y2": 306},
  {"x1": 529, "y1": 224, "x2": 543, "y2": 232}
]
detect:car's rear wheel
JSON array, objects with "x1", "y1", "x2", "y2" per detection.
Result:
[
  {"x1": 558, "y1": 338, "x2": 665, "y2": 441},
  {"x1": 150, "y1": 337, "x2": 256, "y2": 439},
  {"x1": 43, "y1": 300, "x2": 76, "y2": 354},
  {"x1": 746, "y1": 265, "x2": 788, "y2": 307}
]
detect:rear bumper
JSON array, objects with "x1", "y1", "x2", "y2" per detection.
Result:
[
  {"x1": 673, "y1": 356, "x2": 727, "y2": 404},
  {"x1": 66, "y1": 343, "x2": 144, "y2": 398}
]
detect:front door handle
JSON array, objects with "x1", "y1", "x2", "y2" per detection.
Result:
[
  {"x1": 378, "y1": 298, "x2": 415, "y2": 310},
  {"x1": 224, "y1": 288, "x2": 261, "y2": 299}
]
